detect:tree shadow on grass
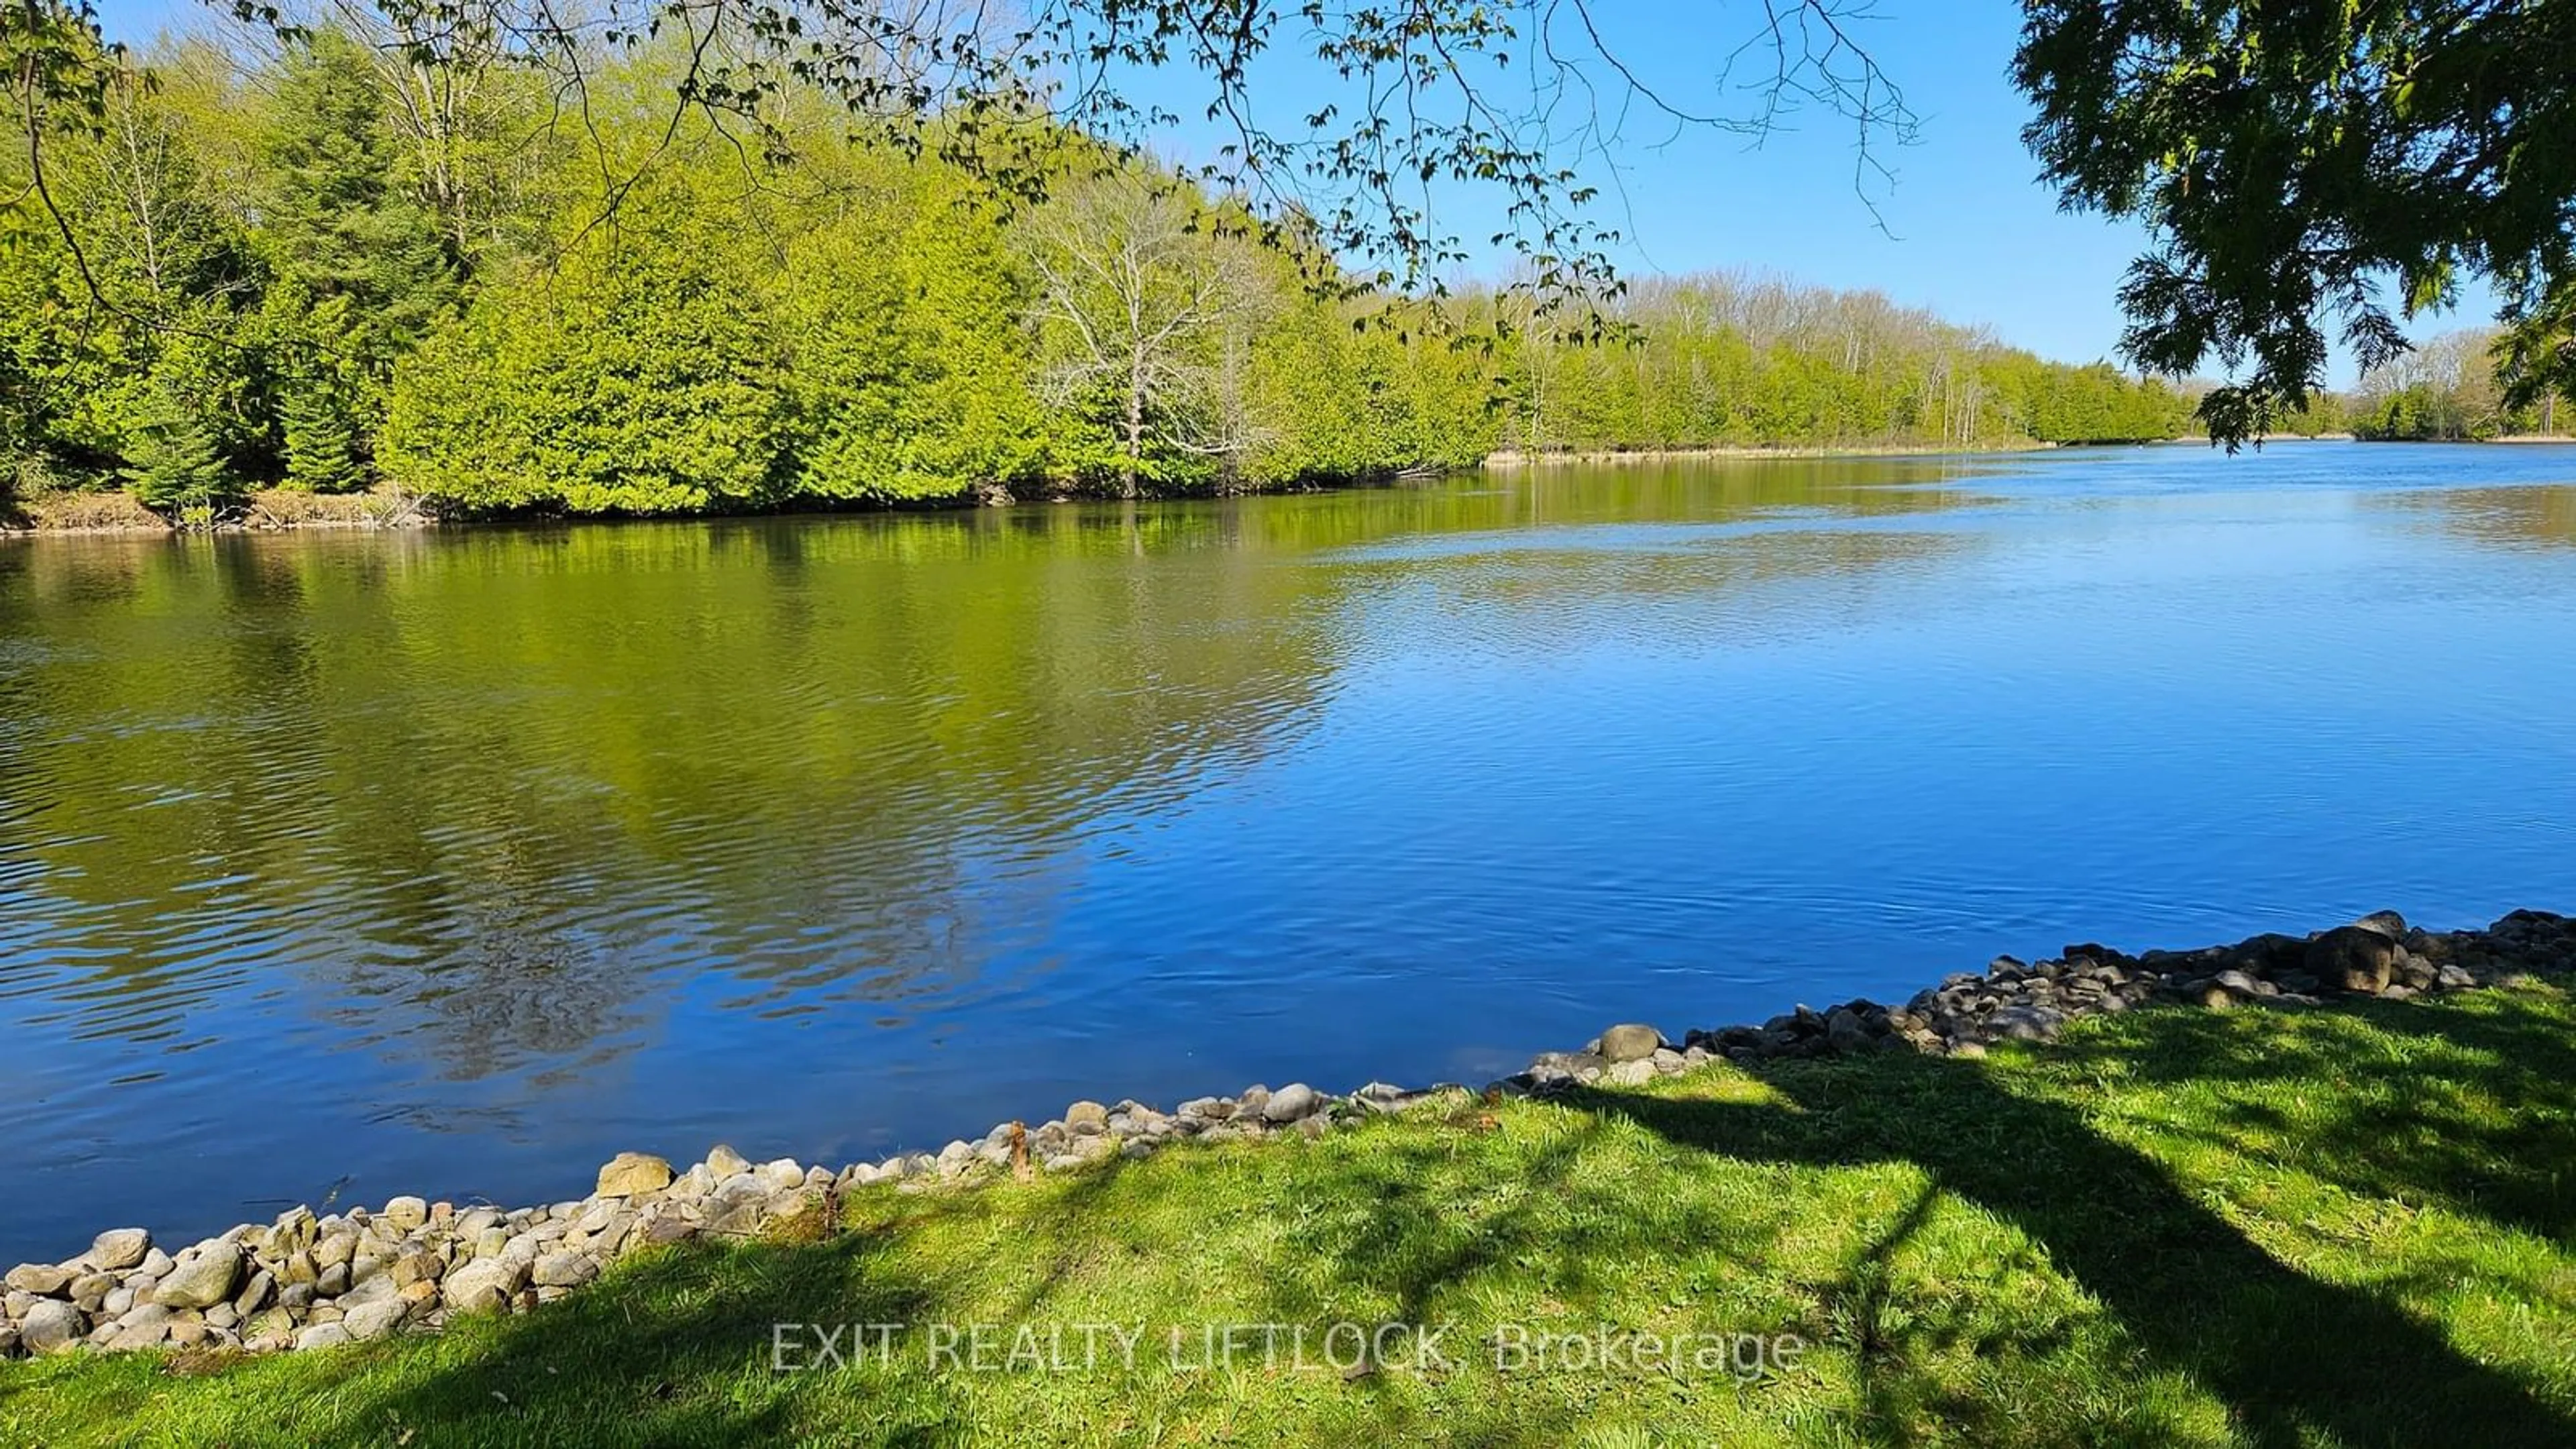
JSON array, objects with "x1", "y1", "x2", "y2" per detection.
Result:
[
  {"x1": 1556, "y1": 1010, "x2": 2576, "y2": 1448},
  {"x1": 2033, "y1": 986, "x2": 2576, "y2": 1245}
]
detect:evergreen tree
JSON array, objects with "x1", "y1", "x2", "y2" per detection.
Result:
[
  {"x1": 260, "y1": 30, "x2": 458, "y2": 354},
  {"x1": 280, "y1": 373, "x2": 365, "y2": 492},
  {"x1": 121, "y1": 380, "x2": 235, "y2": 511}
]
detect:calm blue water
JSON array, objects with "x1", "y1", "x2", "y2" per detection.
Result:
[{"x1": 3, "y1": 441, "x2": 2573, "y2": 1258}]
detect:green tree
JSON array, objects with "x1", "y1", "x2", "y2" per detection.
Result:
[
  {"x1": 776, "y1": 169, "x2": 1049, "y2": 502},
  {"x1": 255, "y1": 24, "x2": 458, "y2": 476},
  {"x1": 121, "y1": 372, "x2": 234, "y2": 509},
  {"x1": 269, "y1": 290, "x2": 371, "y2": 492},
  {"x1": 260, "y1": 30, "x2": 458, "y2": 341},
  {"x1": 280, "y1": 370, "x2": 364, "y2": 492},
  {"x1": 2016, "y1": 0, "x2": 2576, "y2": 444},
  {"x1": 384, "y1": 212, "x2": 795, "y2": 515}
]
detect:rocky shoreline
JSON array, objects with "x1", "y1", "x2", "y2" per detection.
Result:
[{"x1": 5, "y1": 906, "x2": 2569, "y2": 1362}]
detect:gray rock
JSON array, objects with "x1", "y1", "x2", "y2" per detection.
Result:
[
  {"x1": 756, "y1": 1159, "x2": 805, "y2": 1192},
  {"x1": 69, "y1": 1271, "x2": 115, "y2": 1308},
  {"x1": 231, "y1": 1263, "x2": 274, "y2": 1309},
  {"x1": 1262, "y1": 1083, "x2": 1322, "y2": 1122},
  {"x1": 1065, "y1": 1101, "x2": 1110, "y2": 1132},
  {"x1": 5, "y1": 1263, "x2": 74, "y2": 1297},
  {"x1": 380, "y1": 1196, "x2": 429, "y2": 1233},
  {"x1": 343, "y1": 1299, "x2": 409, "y2": 1341},
  {"x1": 107, "y1": 1316, "x2": 171, "y2": 1352},
  {"x1": 1825, "y1": 1008, "x2": 1873, "y2": 1053},
  {"x1": 1178, "y1": 1097, "x2": 1234, "y2": 1121},
  {"x1": 338, "y1": 1271, "x2": 400, "y2": 1308},
  {"x1": 2308, "y1": 926, "x2": 2399, "y2": 994},
  {"x1": 596, "y1": 1152, "x2": 674, "y2": 1199},
  {"x1": 643, "y1": 1216, "x2": 698, "y2": 1247},
  {"x1": 87, "y1": 1228, "x2": 151, "y2": 1272},
  {"x1": 19, "y1": 1299, "x2": 85, "y2": 1355},
  {"x1": 594, "y1": 1213, "x2": 639, "y2": 1258},
  {"x1": 531, "y1": 1252, "x2": 598, "y2": 1289},
  {"x1": 294, "y1": 1322, "x2": 355, "y2": 1351},
  {"x1": 441, "y1": 1257, "x2": 529, "y2": 1314},
  {"x1": 102, "y1": 1286, "x2": 135, "y2": 1318},
  {"x1": 767, "y1": 1191, "x2": 822, "y2": 1230},
  {"x1": 2353, "y1": 910, "x2": 2408, "y2": 940},
  {"x1": 1526, "y1": 1051, "x2": 1605, "y2": 1085},
  {"x1": 312, "y1": 1230, "x2": 357, "y2": 1270},
  {"x1": 1988, "y1": 1005, "x2": 2062, "y2": 1040},
  {"x1": 1603, "y1": 1059, "x2": 1656, "y2": 1087},
  {"x1": 711, "y1": 1172, "x2": 767, "y2": 1208},
  {"x1": 706, "y1": 1144, "x2": 751, "y2": 1179},
  {"x1": 1598, "y1": 1024, "x2": 1664, "y2": 1063},
  {"x1": 316, "y1": 1263, "x2": 350, "y2": 1297},
  {"x1": 268, "y1": 1208, "x2": 316, "y2": 1256},
  {"x1": 152, "y1": 1245, "x2": 243, "y2": 1309}
]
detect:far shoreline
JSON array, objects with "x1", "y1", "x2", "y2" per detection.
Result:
[{"x1": 11, "y1": 431, "x2": 2575, "y2": 539}]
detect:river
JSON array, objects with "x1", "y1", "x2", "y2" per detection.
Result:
[{"x1": 4, "y1": 442, "x2": 2573, "y2": 1258}]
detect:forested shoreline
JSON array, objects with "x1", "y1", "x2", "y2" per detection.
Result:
[{"x1": 1, "y1": 28, "x2": 2198, "y2": 527}]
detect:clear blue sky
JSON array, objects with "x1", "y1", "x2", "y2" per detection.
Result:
[
  {"x1": 93, "y1": 0, "x2": 2484, "y2": 382},
  {"x1": 1108, "y1": 1, "x2": 2161, "y2": 368}
]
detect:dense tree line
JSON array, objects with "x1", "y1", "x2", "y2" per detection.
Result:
[
  {"x1": 1492, "y1": 275, "x2": 2192, "y2": 453},
  {"x1": 1, "y1": 30, "x2": 2191, "y2": 522},
  {"x1": 2347, "y1": 329, "x2": 2570, "y2": 443}
]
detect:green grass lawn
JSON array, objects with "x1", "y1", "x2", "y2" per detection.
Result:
[{"x1": 8, "y1": 983, "x2": 2576, "y2": 1447}]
